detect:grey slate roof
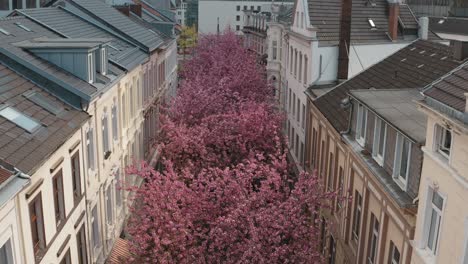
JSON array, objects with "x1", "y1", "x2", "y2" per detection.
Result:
[
  {"x1": 350, "y1": 89, "x2": 426, "y2": 143},
  {"x1": 311, "y1": 40, "x2": 465, "y2": 133},
  {"x1": 429, "y1": 16, "x2": 468, "y2": 36},
  {"x1": 18, "y1": 7, "x2": 148, "y2": 70},
  {"x1": 423, "y1": 62, "x2": 468, "y2": 113},
  {"x1": 62, "y1": 0, "x2": 164, "y2": 52},
  {"x1": 308, "y1": 0, "x2": 420, "y2": 45},
  {"x1": 0, "y1": 62, "x2": 89, "y2": 175},
  {"x1": 0, "y1": 16, "x2": 99, "y2": 99}
]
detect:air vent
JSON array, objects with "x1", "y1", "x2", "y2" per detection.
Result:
[{"x1": 0, "y1": 105, "x2": 41, "y2": 133}]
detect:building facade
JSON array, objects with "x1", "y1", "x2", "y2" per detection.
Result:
[
  {"x1": 176, "y1": 0, "x2": 187, "y2": 26},
  {"x1": 411, "y1": 53, "x2": 468, "y2": 264},
  {"x1": 198, "y1": 0, "x2": 279, "y2": 34},
  {"x1": 267, "y1": 0, "x2": 422, "y2": 169},
  {"x1": 304, "y1": 40, "x2": 465, "y2": 264}
]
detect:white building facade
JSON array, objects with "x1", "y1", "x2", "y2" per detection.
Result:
[
  {"x1": 198, "y1": 0, "x2": 276, "y2": 34},
  {"x1": 267, "y1": 0, "x2": 421, "y2": 169},
  {"x1": 176, "y1": 0, "x2": 187, "y2": 26}
]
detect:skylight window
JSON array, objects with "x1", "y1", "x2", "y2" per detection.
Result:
[
  {"x1": 0, "y1": 27, "x2": 10, "y2": 36},
  {"x1": 368, "y1": 18, "x2": 376, "y2": 29},
  {"x1": 24, "y1": 91, "x2": 63, "y2": 115},
  {"x1": 0, "y1": 106, "x2": 41, "y2": 133},
  {"x1": 14, "y1": 22, "x2": 32, "y2": 32},
  {"x1": 438, "y1": 19, "x2": 445, "y2": 24}
]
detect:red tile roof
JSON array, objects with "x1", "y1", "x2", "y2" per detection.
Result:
[{"x1": 106, "y1": 238, "x2": 132, "y2": 264}]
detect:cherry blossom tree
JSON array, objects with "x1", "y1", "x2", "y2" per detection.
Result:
[{"x1": 125, "y1": 32, "x2": 337, "y2": 263}]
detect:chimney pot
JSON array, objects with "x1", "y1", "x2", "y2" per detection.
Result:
[
  {"x1": 419, "y1": 17, "x2": 429, "y2": 40},
  {"x1": 130, "y1": 4, "x2": 143, "y2": 17},
  {"x1": 115, "y1": 5, "x2": 130, "y2": 17}
]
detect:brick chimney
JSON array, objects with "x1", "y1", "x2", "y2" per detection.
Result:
[
  {"x1": 115, "y1": 5, "x2": 130, "y2": 17},
  {"x1": 130, "y1": 4, "x2": 143, "y2": 17},
  {"x1": 337, "y1": 0, "x2": 352, "y2": 81},
  {"x1": 388, "y1": 0, "x2": 400, "y2": 41}
]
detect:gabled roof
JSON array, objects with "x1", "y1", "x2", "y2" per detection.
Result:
[
  {"x1": 311, "y1": 40, "x2": 465, "y2": 132},
  {"x1": 307, "y1": 0, "x2": 420, "y2": 44},
  {"x1": 0, "y1": 62, "x2": 89, "y2": 175},
  {"x1": 0, "y1": 16, "x2": 100, "y2": 99},
  {"x1": 423, "y1": 62, "x2": 468, "y2": 113},
  {"x1": 17, "y1": 7, "x2": 148, "y2": 70},
  {"x1": 60, "y1": 0, "x2": 164, "y2": 52}
]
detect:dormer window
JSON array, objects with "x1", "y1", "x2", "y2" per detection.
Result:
[
  {"x1": 368, "y1": 18, "x2": 376, "y2": 29},
  {"x1": 355, "y1": 103, "x2": 368, "y2": 147},
  {"x1": 87, "y1": 53, "x2": 94, "y2": 83},
  {"x1": 434, "y1": 124, "x2": 452, "y2": 159}
]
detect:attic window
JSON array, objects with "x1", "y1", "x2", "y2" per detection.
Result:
[
  {"x1": 100, "y1": 48, "x2": 107, "y2": 75},
  {"x1": 438, "y1": 19, "x2": 445, "y2": 24},
  {"x1": 368, "y1": 18, "x2": 376, "y2": 29},
  {"x1": 0, "y1": 27, "x2": 10, "y2": 36},
  {"x1": 0, "y1": 106, "x2": 41, "y2": 133},
  {"x1": 441, "y1": 56, "x2": 447, "y2": 60},
  {"x1": 24, "y1": 91, "x2": 64, "y2": 115},
  {"x1": 87, "y1": 53, "x2": 94, "y2": 83},
  {"x1": 15, "y1": 22, "x2": 32, "y2": 32}
]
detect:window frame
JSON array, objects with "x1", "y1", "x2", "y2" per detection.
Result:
[
  {"x1": 101, "y1": 113, "x2": 110, "y2": 156},
  {"x1": 424, "y1": 188, "x2": 444, "y2": 256},
  {"x1": 86, "y1": 127, "x2": 95, "y2": 171},
  {"x1": 29, "y1": 192, "x2": 46, "y2": 256},
  {"x1": 355, "y1": 103, "x2": 368, "y2": 147},
  {"x1": 100, "y1": 48, "x2": 107, "y2": 75},
  {"x1": 393, "y1": 133, "x2": 411, "y2": 190},
  {"x1": 76, "y1": 224, "x2": 88, "y2": 264},
  {"x1": 368, "y1": 214, "x2": 380, "y2": 264},
  {"x1": 111, "y1": 103, "x2": 118, "y2": 141},
  {"x1": 389, "y1": 241, "x2": 400, "y2": 264},
  {"x1": 434, "y1": 124, "x2": 452, "y2": 160},
  {"x1": 372, "y1": 117, "x2": 387, "y2": 166},
  {"x1": 0, "y1": 238, "x2": 13, "y2": 264},
  {"x1": 52, "y1": 170, "x2": 66, "y2": 227},
  {"x1": 87, "y1": 53, "x2": 93, "y2": 83},
  {"x1": 91, "y1": 205, "x2": 101, "y2": 250},
  {"x1": 352, "y1": 190, "x2": 362, "y2": 241}
]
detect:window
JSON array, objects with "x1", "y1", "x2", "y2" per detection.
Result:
[
  {"x1": 426, "y1": 189, "x2": 444, "y2": 255},
  {"x1": 311, "y1": 128, "x2": 317, "y2": 166},
  {"x1": 299, "y1": 53, "x2": 302, "y2": 81},
  {"x1": 87, "y1": 53, "x2": 94, "y2": 83},
  {"x1": 26, "y1": 0, "x2": 37, "y2": 8},
  {"x1": 393, "y1": 133, "x2": 411, "y2": 190},
  {"x1": 368, "y1": 214, "x2": 380, "y2": 264},
  {"x1": 100, "y1": 48, "x2": 107, "y2": 75},
  {"x1": 294, "y1": 49, "x2": 298, "y2": 77},
  {"x1": 295, "y1": 134, "x2": 299, "y2": 158},
  {"x1": 236, "y1": 25, "x2": 240, "y2": 31},
  {"x1": 389, "y1": 241, "x2": 400, "y2": 264},
  {"x1": 272, "y1": 40, "x2": 277, "y2": 60},
  {"x1": 329, "y1": 235, "x2": 336, "y2": 264},
  {"x1": 29, "y1": 193, "x2": 45, "y2": 255},
  {"x1": 250, "y1": 5, "x2": 254, "y2": 10},
  {"x1": 296, "y1": 99, "x2": 300, "y2": 123},
  {"x1": 53, "y1": 170, "x2": 66, "y2": 226},
  {"x1": 288, "y1": 88, "x2": 292, "y2": 112},
  {"x1": 111, "y1": 104, "x2": 118, "y2": 141},
  {"x1": 0, "y1": 239, "x2": 13, "y2": 264},
  {"x1": 327, "y1": 153, "x2": 334, "y2": 191},
  {"x1": 106, "y1": 185, "x2": 113, "y2": 225},
  {"x1": 290, "y1": 47, "x2": 293, "y2": 73},
  {"x1": 236, "y1": 15, "x2": 240, "y2": 21},
  {"x1": 236, "y1": 5, "x2": 240, "y2": 11},
  {"x1": 368, "y1": 18, "x2": 376, "y2": 28},
  {"x1": 76, "y1": 225, "x2": 88, "y2": 264},
  {"x1": 59, "y1": 249, "x2": 71, "y2": 264},
  {"x1": 91, "y1": 206, "x2": 100, "y2": 249},
  {"x1": 372, "y1": 118, "x2": 387, "y2": 166},
  {"x1": 102, "y1": 114, "x2": 110, "y2": 156},
  {"x1": 301, "y1": 104, "x2": 305, "y2": 129},
  {"x1": 300, "y1": 142, "x2": 304, "y2": 164},
  {"x1": 355, "y1": 103, "x2": 367, "y2": 146},
  {"x1": 292, "y1": 93, "x2": 296, "y2": 117},
  {"x1": 71, "y1": 151, "x2": 81, "y2": 203},
  {"x1": 257, "y1": 5, "x2": 260, "y2": 11},
  {"x1": 86, "y1": 128, "x2": 95, "y2": 170},
  {"x1": 0, "y1": 0, "x2": 9, "y2": 10},
  {"x1": 243, "y1": 5, "x2": 247, "y2": 10},
  {"x1": 115, "y1": 169, "x2": 122, "y2": 207},
  {"x1": 434, "y1": 124, "x2": 452, "y2": 159},
  {"x1": 304, "y1": 56, "x2": 308, "y2": 84},
  {"x1": 320, "y1": 217, "x2": 327, "y2": 253},
  {"x1": 352, "y1": 191, "x2": 362, "y2": 240},
  {"x1": 12, "y1": 0, "x2": 22, "y2": 9},
  {"x1": 336, "y1": 167, "x2": 344, "y2": 211},
  {"x1": 292, "y1": 128, "x2": 295, "y2": 151},
  {"x1": 0, "y1": 106, "x2": 41, "y2": 133}
]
